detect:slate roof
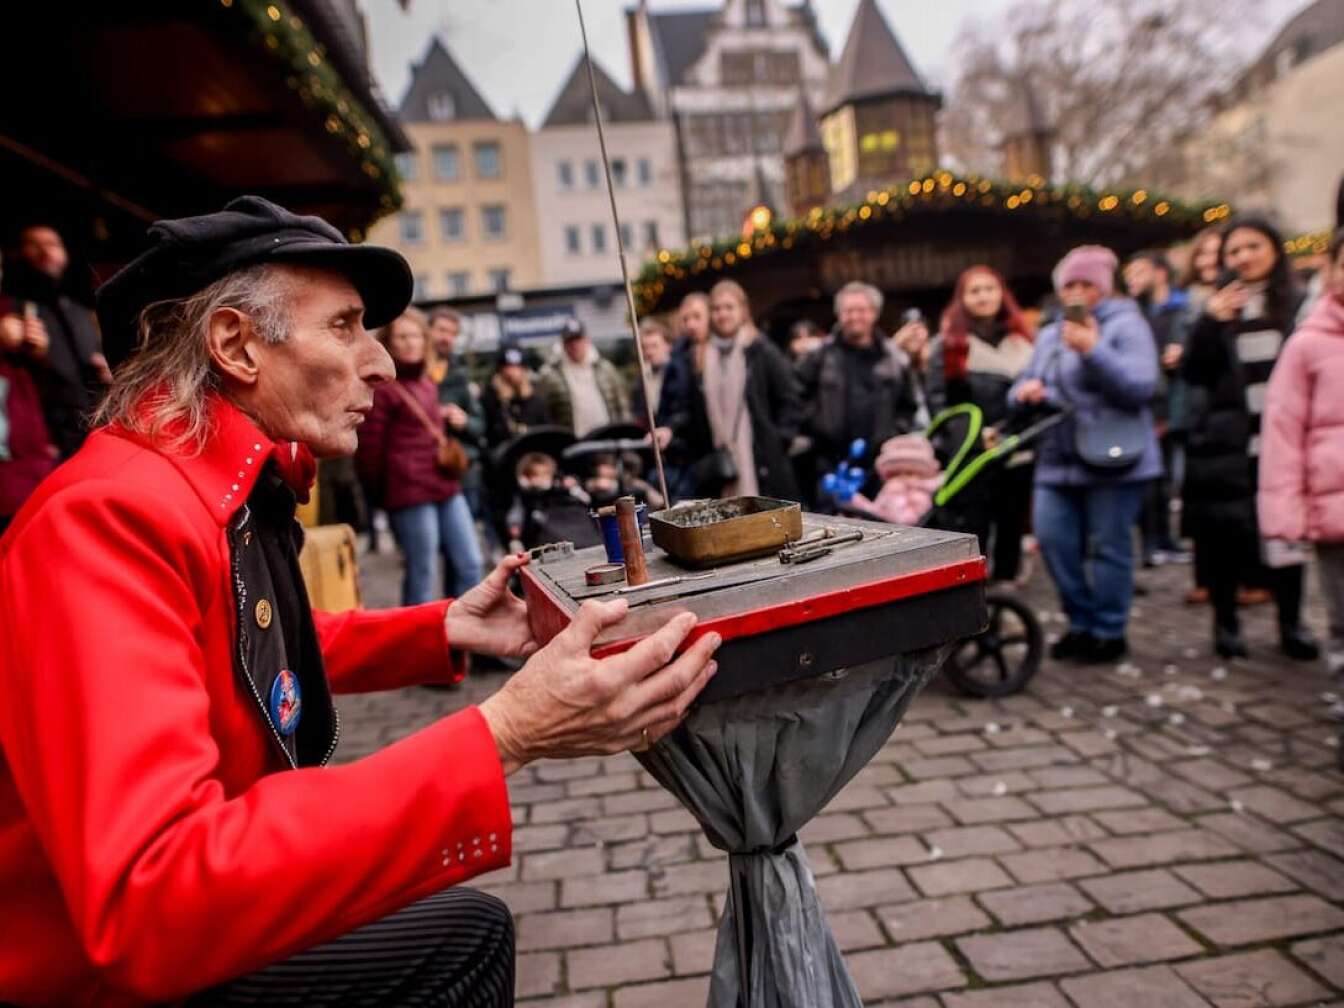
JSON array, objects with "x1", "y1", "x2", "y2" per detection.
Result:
[
  {"x1": 398, "y1": 38, "x2": 496, "y2": 123},
  {"x1": 823, "y1": 0, "x2": 933, "y2": 112},
  {"x1": 783, "y1": 87, "x2": 822, "y2": 156},
  {"x1": 542, "y1": 55, "x2": 654, "y2": 128}
]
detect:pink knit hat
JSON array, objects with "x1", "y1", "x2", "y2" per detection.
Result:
[
  {"x1": 876, "y1": 434, "x2": 940, "y2": 479},
  {"x1": 1052, "y1": 245, "x2": 1118, "y2": 298}
]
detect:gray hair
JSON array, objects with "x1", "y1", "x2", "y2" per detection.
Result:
[
  {"x1": 833, "y1": 281, "x2": 884, "y2": 316},
  {"x1": 93, "y1": 264, "x2": 292, "y2": 454}
]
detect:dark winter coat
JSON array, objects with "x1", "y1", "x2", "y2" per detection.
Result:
[
  {"x1": 632, "y1": 345, "x2": 710, "y2": 466},
  {"x1": 481, "y1": 373, "x2": 552, "y2": 446},
  {"x1": 356, "y1": 372, "x2": 461, "y2": 511},
  {"x1": 433, "y1": 363, "x2": 486, "y2": 458},
  {"x1": 0, "y1": 352, "x2": 57, "y2": 518},
  {"x1": 737, "y1": 337, "x2": 804, "y2": 500},
  {"x1": 1181, "y1": 295, "x2": 1301, "y2": 537},
  {"x1": 2, "y1": 263, "x2": 103, "y2": 457},
  {"x1": 797, "y1": 332, "x2": 923, "y2": 464},
  {"x1": 925, "y1": 324, "x2": 1034, "y2": 428}
]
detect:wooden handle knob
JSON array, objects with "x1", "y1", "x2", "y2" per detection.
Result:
[{"x1": 615, "y1": 496, "x2": 648, "y2": 587}]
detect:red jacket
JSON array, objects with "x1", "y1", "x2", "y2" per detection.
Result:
[
  {"x1": 0, "y1": 397, "x2": 512, "y2": 1006},
  {"x1": 356, "y1": 373, "x2": 461, "y2": 512}
]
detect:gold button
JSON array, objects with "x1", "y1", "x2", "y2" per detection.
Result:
[{"x1": 255, "y1": 599, "x2": 273, "y2": 629}]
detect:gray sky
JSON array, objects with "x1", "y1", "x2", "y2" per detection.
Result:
[{"x1": 358, "y1": 0, "x2": 1304, "y2": 129}]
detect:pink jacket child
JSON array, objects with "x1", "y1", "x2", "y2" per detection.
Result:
[
  {"x1": 851, "y1": 434, "x2": 944, "y2": 526},
  {"x1": 1259, "y1": 292, "x2": 1344, "y2": 543}
]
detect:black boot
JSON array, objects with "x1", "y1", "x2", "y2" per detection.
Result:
[
  {"x1": 1084, "y1": 636, "x2": 1129, "y2": 664},
  {"x1": 1280, "y1": 625, "x2": 1320, "y2": 661},
  {"x1": 1051, "y1": 631, "x2": 1095, "y2": 661},
  {"x1": 1215, "y1": 625, "x2": 1248, "y2": 659}
]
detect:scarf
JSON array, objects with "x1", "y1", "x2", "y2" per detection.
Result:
[{"x1": 702, "y1": 327, "x2": 758, "y2": 497}]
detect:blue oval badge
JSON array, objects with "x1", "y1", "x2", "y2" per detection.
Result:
[{"x1": 270, "y1": 668, "x2": 302, "y2": 736}]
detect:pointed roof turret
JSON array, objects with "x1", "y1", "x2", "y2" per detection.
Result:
[
  {"x1": 783, "y1": 87, "x2": 823, "y2": 157},
  {"x1": 542, "y1": 55, "x2": 653, "y2": 129},
  {"x1": 399, "y1": 38, "x2": 496, "y2": 122},
  {"x1": 823, "y1": 0, "x2": 933, "y2": 113}
]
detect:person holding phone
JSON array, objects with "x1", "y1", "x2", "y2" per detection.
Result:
[
  {"x1": 1010, "y1": 246, "x2": 1160, "y2": 664},
  {"x1": 1182, "y1": 216, "x2": 1318, "y2": 660}
]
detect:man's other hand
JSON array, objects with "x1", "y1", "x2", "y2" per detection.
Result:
[
  {"x1": 444, "y1": 553, "x2": 538, "y2": 659},
  {"x1": 477, "y1": 600, "x2": 721, "y2": 775}
]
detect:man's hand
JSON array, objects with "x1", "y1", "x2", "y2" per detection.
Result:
[
  {"x1": 1061, "y1": 317, "x2": 1099, "y2": 355},
  {"x1": 444, "y1": 553, "x2": 538, "y2": 659},
  {"x1": 1015, "y1": 378, "x2": 1047, "y2": 404},
  {"x1": 0, "y1": 315, "x2": 22, "y2": 352},
  {"x1": 88, "y1": 351, "x2": 112, "y2": 384},
  {"x1": 648, "y1": 426, "x2": 673, "y2": 451},
  {"x1": 23, "y1": 316, "x2": 49, "y2": 357},
  {"x1": 1161, "y1": 343, "x2": 1183, "y2": 371},
  {"x1": 478, "y1": 600, "x2": 721, "y2": 775},
  {"x1": 441, "y1": 402, "x2": 469, "y2": 431}
]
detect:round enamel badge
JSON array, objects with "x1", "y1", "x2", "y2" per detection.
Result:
[{"x1": 270, "y1": 669, "x2": 302, "y2": 736}]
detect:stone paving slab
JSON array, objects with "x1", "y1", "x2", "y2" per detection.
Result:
[{"x1": 343, "y1": 543, "x2": 1344, "y2": 1005}]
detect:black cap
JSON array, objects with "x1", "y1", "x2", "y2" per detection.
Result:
[
  {"x1": 561, "y1": 317, "x2": 585, "y2": 340},
  {"x1": 499, "y1": 346, "x2": 525, "y2": 367},
  {"x1": 96, "y1": 196, "x2": 413, "y2": 367}
]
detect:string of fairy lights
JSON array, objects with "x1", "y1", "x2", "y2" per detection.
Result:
[
  {"x1": 633, "y1": 171, "x2": 1230, "y2": 313},
  {"x1": 222, "y1": 0, "x2": 404, "y2": 236}
]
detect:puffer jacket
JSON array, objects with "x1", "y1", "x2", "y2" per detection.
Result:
[
  {"x1": 1259, "y1": 293, "x2": 1344, "y2": 542},
  {"x1": 1008, "y1": 298, "x2": 1161, "y2": 487}
]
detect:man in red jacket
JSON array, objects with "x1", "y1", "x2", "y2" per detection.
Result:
[{"x1": 0, "y1": 197, "x2": 721, "y2": 1006}]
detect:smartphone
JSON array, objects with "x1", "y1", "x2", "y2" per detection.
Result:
[
  {"x1": 1063, "y1": 301, "x2": 1089, "y2": 324},
  {"x1": 901, "y1": 307, "x2": 924, "y2": 327},
  {"x1": 1216, "y1": 268, "x2": 1239, "y2": 289}
]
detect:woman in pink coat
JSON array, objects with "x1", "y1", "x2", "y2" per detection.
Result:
[{"x1": 1259, "y1": 230, "x2": 1344, "y2": 724}]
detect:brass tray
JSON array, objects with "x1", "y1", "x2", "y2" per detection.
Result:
[{"x1": 649, "y1": 496, "x2": 804, "y2": 568}]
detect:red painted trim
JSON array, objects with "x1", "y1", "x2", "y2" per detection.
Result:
[{"x1": 523, "y1": 556, "x2": 986, "y2": 657}]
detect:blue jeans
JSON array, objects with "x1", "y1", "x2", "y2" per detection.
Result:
[
  {"x1": 388, "y1": 494, "x2": 484, "y2": 605},
  {"x1": 1034, "y1": 482, "x2": 1146, "y2": 640}
]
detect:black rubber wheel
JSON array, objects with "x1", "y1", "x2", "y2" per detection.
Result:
[{"x1": 943, "y1": 591, "x2": 1043, "y2": 698}]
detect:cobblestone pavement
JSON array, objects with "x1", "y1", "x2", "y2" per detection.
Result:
[{"x1": 344, "y1": 541, "x2": 1344, "y2": 1006}]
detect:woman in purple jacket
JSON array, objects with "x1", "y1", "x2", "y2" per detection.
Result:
[{"x1": 357, "y1": 308, "x2": 483, "y2": 605}]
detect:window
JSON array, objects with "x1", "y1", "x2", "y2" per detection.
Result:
[
  {"x1": 591, "y1": 223, "x2": 607, "y2": 254},
  {"x1": 488, "y1": 268, "x2": 511, "y2": 293},
  {"x1": 481, "y1": 204, "x2": 507, "y2": 240},
  {"x1": 637, "y1": 158, "x2": 652, "y2": 186},
  {"x1": 432, "y1": 144, "x2": 460, "y2": 181},
  {"x1": 745, "y1": 0, "x2": 766, "y2": 27},
  {"x1": 412, "y1": 273, "x2": 430, "y2": 300},
  {"x1": 564, "y1": 225, "x2": 581, "y2": 255},
  {"x1": 439, "y1": 207, "x2": 464, "y2": 242},
  {"x1": 558, "y1": 160, "x2": 574, "y2": 189},
  {"x1": 584, "y1": 159, "x2": 600, "y2": 188},
  {"x1": 474, "y1": 141, "x2": 502, "y2": 179},
  {"x1": 399, "y1": 210, "x2": 424, "y2": 245},
  {"x1": 619, "y1": 222, "x2": 633, "y2": 249},
  {"x1": 427, "y1": 92, "x2": 456, "y2": 121},
  {"x1": 447, "y1": 271, "x2": 470, "y2": 297},
  {"x1": 643, "y1": 220, "x2": 660, "y2": 249},
  {"x1": 394, "y1": 151, "x2": 418, "y2": 181},
  {"x1": 611, "y1": 157, "x2": 628, "y2": 188}
]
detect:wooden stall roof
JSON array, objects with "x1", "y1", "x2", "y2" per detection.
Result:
[{"x1": 0, "y1": 0, "x2": 408, "y2": 269}]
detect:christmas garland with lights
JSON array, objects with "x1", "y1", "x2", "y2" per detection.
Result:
[
  {"x1": 1284, "y1": 229, "x2": 1333, "y2": 257},
  {"x1": 634, "y1": 171, "x2": 1226, "y2": 313},
  {"x1": 224, "y1": 0, "x2": 403, "y2": 234}
]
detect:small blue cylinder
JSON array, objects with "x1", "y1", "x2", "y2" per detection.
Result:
[{"x1": 591, "y1": 504, "x2": 647, "y2": 562}]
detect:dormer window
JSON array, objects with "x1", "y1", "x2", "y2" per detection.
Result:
[{"x1": 427, "y1": 91, "x2": 456, "y2": 121}]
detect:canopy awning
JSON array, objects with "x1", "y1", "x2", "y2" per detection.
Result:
[{"x1": 0, "y1": 0, "x2": 408, "y2": 275}]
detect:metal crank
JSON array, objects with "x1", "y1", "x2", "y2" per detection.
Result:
[{"x1": 778, "y1": 529, "x2": 864, "y2": 565}]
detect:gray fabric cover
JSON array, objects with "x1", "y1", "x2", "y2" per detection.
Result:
[{"x1": 636, "y1": 646, "x2": 948, "y2": 1007}]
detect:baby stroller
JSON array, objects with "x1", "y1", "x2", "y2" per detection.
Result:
[{"x1": 831, "y1": 401, "x2": 1070, "y2": 697}]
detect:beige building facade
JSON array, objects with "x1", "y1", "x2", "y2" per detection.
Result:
[
  {"x1": 1174, "y1": 1, "x2": 1344, "y2": 233},
  {"x1": 369, "y1": 40, "x2": 542, "y2": 301}
]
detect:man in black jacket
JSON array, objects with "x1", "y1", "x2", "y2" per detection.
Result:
[
  {"x1": 798, "y1": 281, "x2": 925, "y2": 473},
  {"x1": 3, "y1": 225, "x2": 110, "y2": 457}
]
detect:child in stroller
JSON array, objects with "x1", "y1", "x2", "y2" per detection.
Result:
[
  {"x1": 847, "y1": 434, "x2": 945, "y2": 527},
  {"x1": 506, "y1": 451, "x2": 595, "y2": 552}
]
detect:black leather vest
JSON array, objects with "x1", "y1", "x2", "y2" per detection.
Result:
[{"x1": 225, "y1": 469, "x2": 339, "y2": 769}]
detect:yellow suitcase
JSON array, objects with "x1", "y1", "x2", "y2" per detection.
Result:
[{"x1": 298, "y1": 523, "x2": 362, "y2": 613}]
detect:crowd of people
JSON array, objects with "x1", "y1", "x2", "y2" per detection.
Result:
[{"x1": 4, "y1": 215, "x2": 1344, "y2": 696}]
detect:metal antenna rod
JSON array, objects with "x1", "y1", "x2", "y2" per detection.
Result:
[{"x1": 574, "y1": 0, "x2": 669, "y2": 507}]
